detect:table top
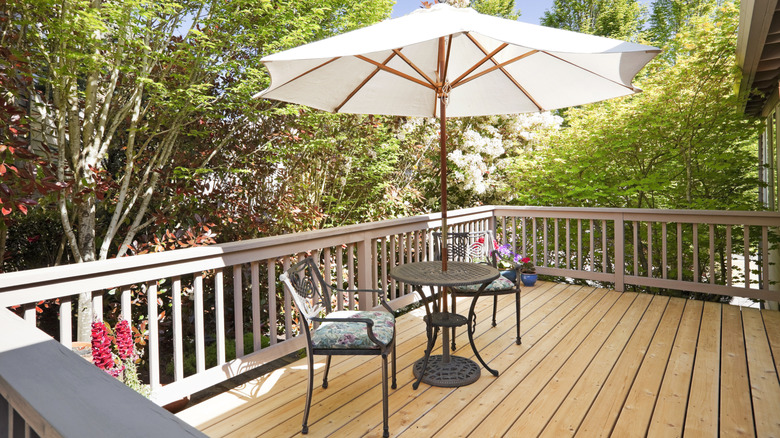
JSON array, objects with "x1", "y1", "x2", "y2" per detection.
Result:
[{"x1": 389, "y1": 261, "x2": 499, "y2": 287}]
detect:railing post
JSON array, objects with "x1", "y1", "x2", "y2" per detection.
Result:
[
  {"x1": 357, "y1": 235, "x2": 372, "y2": 310},
  {"x1": 615, "y1": 213, "x2": 625, "y2": 292}
]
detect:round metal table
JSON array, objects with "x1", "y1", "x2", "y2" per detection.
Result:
[{"x1": 390, "y1": 261, "x2": 499, "y2": 387}]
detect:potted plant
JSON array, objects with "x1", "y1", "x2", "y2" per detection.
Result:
[
  {"x1": 518, "y1": 257, "x2": 537, "y2": 286},
  {"x1": 494, "y1": 243, "x2": 522, "y2": 282}
]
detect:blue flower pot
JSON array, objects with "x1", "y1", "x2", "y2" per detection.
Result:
[
  {"x1": 520, "y1": 273, "x2": 537, "y2": 287},
  {"x1": 500, "y1": 269, "x2": 517, "y2": 282}
]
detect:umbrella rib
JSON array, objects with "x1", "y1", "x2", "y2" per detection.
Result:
[
  {"x1": 335, "y1": 52, "x2": 398, "y2": 113},
  {"x1": 355, "y1": 55, "x2": 435, "y2": 90},
  {"x1": 542, "y1": 51, "x2": 641, "y2": 92},
  {"x1": 452, "y1": 50, "x2": 538, "y2": 88},
  {"x1": 463, "y1": 33, "x2": 544, "y2": 111},
  {"x1": 451, "y1": 40, "x2": 509, "y2": 86},
  {"x1": 392, "y1": 49, "x2": 436, "y2": 87}
]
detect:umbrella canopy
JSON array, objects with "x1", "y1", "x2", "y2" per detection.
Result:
[
  {"x1": 255, "y1": 4, "x2": 659, "y2": 116},
  {"x1": 255, "y1": 3, "x2": 659, "y2": 276}
]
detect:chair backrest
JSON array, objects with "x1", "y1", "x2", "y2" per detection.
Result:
[
  {"x1": 279, "y1": 257, "x2": 332, "y2": 328},
  {"x1": 433, "y1": 231, "x2": 497, "y2": 265}
]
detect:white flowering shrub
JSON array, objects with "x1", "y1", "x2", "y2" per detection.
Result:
[{"x1": 397, "y1": 112, "x2": 562, "y2": 204}]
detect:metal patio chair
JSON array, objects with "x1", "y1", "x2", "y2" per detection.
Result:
[
  {"x1": 433, "y1": 231, "x2": 522, "y2": 351},
  {"x1": 280, "y1": 256, "x2": 397, "y2": 438}
]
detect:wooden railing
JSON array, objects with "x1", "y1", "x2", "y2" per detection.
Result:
[
  {"x1": 0, "y1": 206, "x2": 777, "y2": 412},
  {"x1": 493, "y1": 207, "x2": 779, "y2": 301}
]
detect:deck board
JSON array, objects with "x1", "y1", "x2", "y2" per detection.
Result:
[{"x1": 176, "y1": 283, "x2": 780, "y2": 438}]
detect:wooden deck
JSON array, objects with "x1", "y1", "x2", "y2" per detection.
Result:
[{"x1": 176, "y1": 282, "x2": 780, "y2": 437}]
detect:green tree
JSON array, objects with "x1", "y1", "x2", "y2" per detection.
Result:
[
  {"x1": 510, "y1": 1, "x2": 759, "y2": 212},
  {"x1": 541, "y1": 0, "x2": 645, "y2": 40},
  {"x1": 648, "y1": 0, "x2": 718, "y2": 46},
  {"x1": 4, "y1": 0, "x2": 393, "y2": 340},
  {"x1": 471, "y1": 0, "x2": 519, "y2": 20}
]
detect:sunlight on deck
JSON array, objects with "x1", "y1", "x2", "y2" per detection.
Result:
[{"x1": 177, "y1": 282, "x2": 780, "y2": 437}]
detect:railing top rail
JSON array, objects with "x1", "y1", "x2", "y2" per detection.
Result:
[
  {"x1": 492, "y1": 205, "x2": 780, "y2": 225},
  {"x1": 0, "y1": 206, "x2": 493, "y2": 305},
  {"x1": 0, "y1": 308, "x2": 207, "y2": 437}
]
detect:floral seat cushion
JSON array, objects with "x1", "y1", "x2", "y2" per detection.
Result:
[
  {"x1": 452, "y1": 275, "x2": 515, "y2": 293},
  {"x1": 312, "y1": 310, "x2": 395, "y2": 349}
]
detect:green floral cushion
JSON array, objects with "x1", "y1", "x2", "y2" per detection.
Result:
[
  {"x1": 312, "y1": 310, "x2": 395, "y2": 349},
  {"x1": 452, "y1": 275, "x2": 515, "y2": 293}
]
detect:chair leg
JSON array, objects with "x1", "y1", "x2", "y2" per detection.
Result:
[
  {"x1": 515, "y1": 290, "x2": 522, "y2": 345},
  {"x1": 381, "y1": 354, "x2": 390, "y2": 438},
  {"x1": 492, "y1": 295, "x2": 498, "y2": 327},
  {"x1": 302, "y1": 351, "x2": 314, "y2": 434},
  {"x1": 391, "y1": 337, "x2": 397, "y2": 389},
  {"x1": 322, "y1": 355, "x2": 332, "y2": 389}
]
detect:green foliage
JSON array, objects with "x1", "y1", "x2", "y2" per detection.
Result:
[
  {"x1": 509, "y1": 1, "x2": 760, "y2": 212},
  {"x1": 541, "y1": 0, "x2": 645, "y2": 40},
  {"x1": 647, "y1": 0, "x2": 718, "y2": 46},
  {"x1": 471, "y1": 0, "x2": 519, "y2": 20}
]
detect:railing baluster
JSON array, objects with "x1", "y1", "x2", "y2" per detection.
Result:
[
  {"x1": 532, "y1": 218, "x2": 537, "y2": 265},
  {"x1": 215, "y1": 268, "x2": 225, "y2": 365},
  {"x1": 282, "y1": 257, "x2": 292, "y2": 335},
  {"x1": 709, "y1": 224, "x2": 715, "y2": 285},
  {"x1": 762, "y1": 226, "x2": 769, "y2": 290},
  {"x1": 554, "y1": 218, "x2": 559, "y2": 268},
  {"x1": 59, "y1": 296, "x2": 72, "y2": 347},
  {"x1": 726, "y1": 226, "x2": 733, "y2": 287},
  {"x1": 693, "y1": 225, "x2": 699, "y2": 283},
  {"x1": 380, "y1": 239, "x2": 388, "y2": 295},
  {"x1": 602, "y1": 220, "x2": 608, "y2": 273},
  {"x1": 614, "y1": 215, "x2": 624, "y2": 291},
  {"x1": 323, "y1": 248, "x2": 332, "y2": 285},
  {"x1": 92, "y1": 290, "x2": 103, "y2": 323},
  {"x1": 589, "y1": 219, "x2": 595, "y2": 272},
  {"x1": 233, "y1": 265, "x2": 244, "y2": 355},
  {"x1": 348, "y1": 243, "x2": 356, "y2": 309},
  {"x1": 390, "y1": 236, "x2": 397, "y2": 299},
  {"x1": 267, "y1": 259, "x2": 277, "y2": 346},
  {"x1": 194, "y1": 272, "x2": 205, "y2": 373},
  {"x1": 744, "y1": 225, "x2": 750, "y2": 288},
  {"x1": 336, "y1": 245, "x2": 344, "y2": 310},
  {"x1": 647, "y1": 222, "x2": 653, "y2": 278},
  {"x1": 577, "y1": 219, "x2": 582, "y2": 271},
  {"x1": 251, "y1": 261, "x2": 263, "y2": 350},
  {"x1": 121, "y1": 285, "x2": 132, "y2": 322},
  {"x1": 662, "y1": 223, "x2": 668, "y2": 280},
  {"x1": 633, "y1": 221, "x2": 639, "y2": 275},
  {"x1": 512, "y1": 217, "x2": 518, "y2": 256},
  {"x1": 522, "y1": 217, "x2": 527, "y2": 258},
  {"x1": 543, "y1": 218, "x2": 548, "y2": 268},
  {"x1": 565, "y1": 218, "x2": 571, "y2": 270},
  {"x1": 677, "y1": 223, "x2": 683, "y2": 281},
  {"x1": 147, "y1": 281, "x2": 159, "y2": 390},
  {"x1": 172, "y1": 276, "x2": 183, "y2": 381}
]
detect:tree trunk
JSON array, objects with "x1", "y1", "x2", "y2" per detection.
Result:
[{"x1": 76, "y1": 199, "x2": 97, "y2": 341}]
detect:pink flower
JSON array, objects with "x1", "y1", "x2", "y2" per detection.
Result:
[
  {"x1": 521, "y1": 257, "x2": 531, "y2": 263},
  {"x1": 115, "y1": 320, "x2": 134, "y2": 360},
  {"x1": 91, "y1": 321, "x2": 114, "y2": 372}
]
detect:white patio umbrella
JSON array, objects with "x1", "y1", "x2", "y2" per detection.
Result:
[{"x1": 254, "y1": 3, "x2": 659, "y2": 273}]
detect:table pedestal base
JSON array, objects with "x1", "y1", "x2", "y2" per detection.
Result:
[{"x1": 412, "y1": 355, "x2": 480, "y2": 387}]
